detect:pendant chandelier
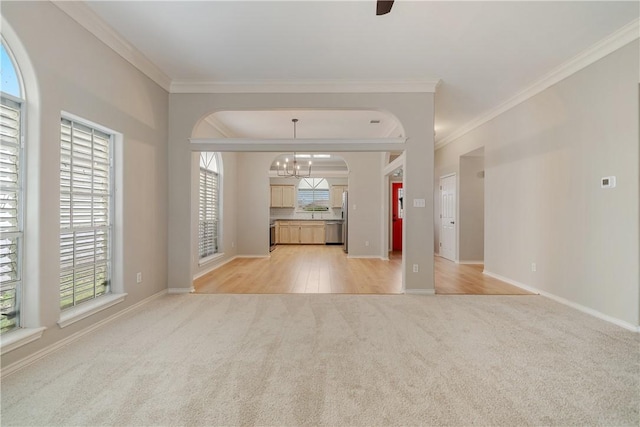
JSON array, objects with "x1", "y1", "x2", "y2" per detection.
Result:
[{"x1": 276, "y1": 118, "x2": 312, "y2": 178}]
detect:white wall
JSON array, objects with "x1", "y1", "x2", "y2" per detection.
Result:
[
  {"x1": 435, "y1": 41, "x2": 639, "y2": 327},
  {"x1": 1, "y1": 2, "x2": 169, "y2": 366},
  {"x1": 459, "y1": 155, "x2": 484, "y2": 262}
]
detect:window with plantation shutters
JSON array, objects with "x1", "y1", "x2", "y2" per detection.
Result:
[
  {"x1": 199, "y1": 152, "x2": 219, "y2": 259},
  {"x1": 0, "y1": 41, "x2": 24, "y2": 335},
  {"x1": 0, "y1": 96, "x2": 22, "y2": 334},
  {"x1": 60, "y1": 118, "x2": 112, "y2": 310}
]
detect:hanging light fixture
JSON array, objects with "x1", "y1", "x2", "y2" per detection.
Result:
[{"x1": 276, "y1": 118, "x2": 312, "y2": 178}]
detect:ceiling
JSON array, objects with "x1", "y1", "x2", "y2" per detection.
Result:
[
  {"x1": 81, "y1": 1, "x2": 638, "y2": 146},
  {"x1": 205, "y1": 110, "x2": 403, "y2": 138}
]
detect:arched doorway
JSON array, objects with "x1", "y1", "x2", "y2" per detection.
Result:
[{"x1": 189, "y1": 109, "x2": 407, "y2": 294}]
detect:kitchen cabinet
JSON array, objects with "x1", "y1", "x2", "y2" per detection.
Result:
[
  {"x1": 270, "y1": 185, "x2": 295, "y2": 208},
  {"x1": 300, "y1": 222, "x2": 325, "y2": 244},
  {"x1": 275, "y1": 221, "x2": 325, "y2": 244},
  {"x1": 330, "y1": 185, "x2": 347, "y2": 208}
]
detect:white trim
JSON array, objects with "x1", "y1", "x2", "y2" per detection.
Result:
[
  {"x1": 167, "y1": 287, "x2": 195, "y2": 294},
  {"x1": 190, "y1": 137, "x2": 406, "y2": 153},
  {"x1": 436, "y1": 18, "x2": 640, "y2": 150},
  {"x1": 383, "y1": 152, "x2": 405, "y2": 176},
  {"x1": 51, "y1": 1, "x2": 171, "y2": 92},
  {"x1": 0, "y1": 327, "x2": 46, "y2": 355},
  {"x1": 2, "y1": 290, "x2": 167, "y2": 378},
  {"x1": 237, "y1": 255, "x2": 270, "y2": 259},
  {"x1": 203, "y1": 116, "x2": 234, "y2": 138},
  {"x1": 347, "y1": 255, "x2": 385, "y2": 260},
  {"x1": 483, "y1": 270, "x2": 640, "y2": 333},
  {"x1": 171, "y1": 79, "x2": 441, "y2": 94},
  {"x1": 457, "y1": 260, "x2": 484, "y2": 265},
  {"x1": 193, "y1": 255, "x2": 238, "y2": 280},
  {"x1": 198, "y1": 252, "x2": 226, "y2": 268},
  {"x1": 405, "y1": 289, "x2": 436, "y2": 295},
  {"x1": 58, "y1": 293, "x2": 127, "y2": 329}
]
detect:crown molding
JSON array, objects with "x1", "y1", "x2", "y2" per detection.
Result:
[
  {"x1": 52, "y1": 1, "x2": 171, "y2": 92},
  {"x1": 203, "y1": 116, "x2": 235, "y2": 138},
  {"x1": 436, "y1": 18, "x2": 640, "y2": 150},
  {"x1": 171, "y1": 79, "x2": 441, "y2": 94}
]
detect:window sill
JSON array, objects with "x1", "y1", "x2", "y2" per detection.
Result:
[
  {"x1": 58, "y1": 293, "x2": 127, "y2": 329},
  {"x1": 198, "y1": 252, "x2": 224, "y2": 267},
  {"x1": 1, "y1": 326, "x2": 47, "y2": 355}
]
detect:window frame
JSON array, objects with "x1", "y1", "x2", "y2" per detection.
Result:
[
  {"x1": 0, "y1": 91, "x2": 25, "y2": 335},
  {"x1": 198, "y1": 152, "x2": 221, "y2": 264},
  {"x1": 297, "y1": 177, "x2": 330, "y2": 211},
  {"x1": 0, "y1": 39, "x2": 25, "y2": 336},
  {"x1": 59, "y1": 115, "x2": 115, "y2": 312}
]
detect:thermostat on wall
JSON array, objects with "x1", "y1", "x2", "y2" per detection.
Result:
[{"x1": 601, "y1": 176, "x2": 616, "y2": 189}]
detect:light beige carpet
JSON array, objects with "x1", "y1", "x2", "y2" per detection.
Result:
[{"x1": 1, "y1": 294, "x2": 638, "y2": 426}]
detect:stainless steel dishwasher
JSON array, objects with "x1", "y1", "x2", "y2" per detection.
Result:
[{"x1": 325, "y1": 221, "x2": 343, "y2": 244}]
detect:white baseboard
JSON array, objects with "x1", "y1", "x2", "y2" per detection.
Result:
[
  {"x1": 405, "y1": 289, "x2": 436, "y2": 295},
  {"x1": 167, "y1": 287, "x2": 195, "y2": 294},
  {"x1": 1, "y1": 289, "x2": 168, "y2": 379},
  {"x1": 457, "y1": 260, "x2": 484, "y2": 265},
  {"x1": 193, "y1": 255, "x2": 238, "y2": 280},
  {"x1": 483, "y1": 270, "x2": 640, "y2": 333}
]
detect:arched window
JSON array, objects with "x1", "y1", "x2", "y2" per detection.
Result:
[
  {"x1": 199, "y1": 152, "x2": 220, "y2": 259},
  {"x1": 298, "y1": 178, "x2": 329, "y2": 211},
  {"x1": 0, "y1": 41, "x2": 24, "y2": 334}
]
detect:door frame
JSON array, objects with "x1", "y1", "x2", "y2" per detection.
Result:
[
  {"x1": 391, "y1": 182, "x2": 403, "y2": 251},
  {"x1": 439, "y1": 173, "x2": 457, "y2": 262}
]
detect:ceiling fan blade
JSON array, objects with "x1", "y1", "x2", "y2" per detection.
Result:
[{"x1": 376, "y1": 0, "x2": 394, "y2": 16}]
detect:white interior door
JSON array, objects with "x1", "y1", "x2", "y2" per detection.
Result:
[{"x1": 440, "y1": 174, "x2": 456, "y2": 261}]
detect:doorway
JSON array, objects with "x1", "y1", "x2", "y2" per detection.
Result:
[
  {"x1": 439, "y1": 174, "x2": 456, "y2": 261},
  {"x1": 392, "y1": 182, "x2": 403, "y2": 251}
]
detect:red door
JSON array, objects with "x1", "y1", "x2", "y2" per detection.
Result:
[{"x1": 392, "y1": 183, "x2": 403, "y2": 251}]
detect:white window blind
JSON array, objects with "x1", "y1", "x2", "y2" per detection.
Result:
[
  {"x1": 0, "y1": 96, "x2": 22, "y2": 334},
  {"x1": 298, "y1": 178, "x2": 329, "y2": 210},
  {"x1": 60, "y1": 118, "x2": 112, "y2": 310},
  {"x1": 199, "y1": 153, "x2": 219, "y2": 259}
]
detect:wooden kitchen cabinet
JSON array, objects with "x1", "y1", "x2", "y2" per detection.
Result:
[
  {"x1": 270, "y1": 185, "x2": 295, "y2": 208},
  {"x1": 276, "y1": 222, "x2": 290, "y2": 244},
  {"x1": 330, "y1": 185, "x2": 347, "y2": 208},
  {"x1": 301, "y1": 222, "x2": 325, "y2": 244},
  {"x1": 275, "y1": 221, "x2": 325, "y2": 244}
]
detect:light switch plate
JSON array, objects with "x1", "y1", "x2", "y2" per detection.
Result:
[{"x1": 413, "y1": 198, "x2": 426, "y2": 208}]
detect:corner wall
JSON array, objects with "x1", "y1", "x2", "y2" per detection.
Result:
[
  {"x1": 435, "y1": 41, "x2": 639, "y2": 327},
  {"x1": 1, "y1": 2, "x2": 169, "y2": 366}
]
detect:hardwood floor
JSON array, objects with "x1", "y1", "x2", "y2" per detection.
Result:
[
  {"x1": 194, "y1": 245, "x2": 403, "y2": 294},
  {"x1": 194, "y1": 245, "x2": 533, "y2": 295},
  {"x1": 435, "y1": 256, "x2": 533, "y2": 295}
]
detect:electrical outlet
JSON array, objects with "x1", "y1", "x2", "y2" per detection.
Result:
[
  {"x1": 231, "y1": 241, "x2": 235, "y2": 248},
  {"x1": 136, "y1": 272, "x2": 142, "y2": 283},
  {"x1": 365, "y1": 240, "x2": 369, "y2": 247},
  {"x1": 413, "y1": 264, "x2": 419, "y2": 273},
  {"x1": 531, "y1": 263, "x2": 536, "y2": 272}
]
